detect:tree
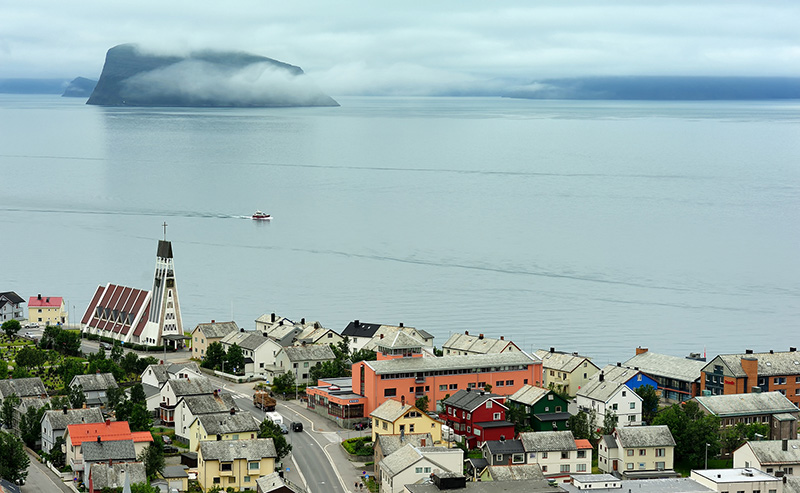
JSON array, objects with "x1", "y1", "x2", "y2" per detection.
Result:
[
  {"x1": 1, "y1": 320, "x2": 21, "y2": 341},
  {"x1": 19, "y1": 404, "x2": 46, "y2": 448},
  {"x1": 438, "y1": 394, "x2": 450, "y2": 413},
  {"x1": 69, "y1": 384, "x2": 86, "y2": 409},
  {"x1": 87, "y1": 358, "x2": 125, "y2": 381},
  {"x1": 568, "y1": 409, "x2": 596, "y2": 440},
  {"x1": 106, "y1": 386, "x2": 125, "y2": 412},
  {"x1": 507, "y1": 403, "x2": 531, "y2": 434},
  {"x1": 138, "y1": 435, "x2": 164, "y2": 479},
  {"x1": 415, "y1": 396, "x2": 429, "y2": 413},
  {"x1": 272, "y1": 372, "x2": 296, "y2": 396},
  {"x1": 258, "y1": 418, "x2": 291, "y2": 460},
  {"x1": 721, "y1": 422, "x2": 770, "y2": 453},
  {"x1": 202, "y1": 342, "x2": 226, "y2": 370},
  {"x1": 225, "y1": 343, "x2": 245, "y2": 374},
  {"x1": 121, "y1": 351, "x2": 140, "y2": 376},
  {"x1": 50, "y1": 395, "x2": 70, "y2": 410},
  {"x1": 40, "y1": 326, "x2": 82, "y2": 356},
  {"x1": 134, "y1": 356, "x2": 160, "y2": 376},
  {"x1": 110, "y1": 342, "x2": 125, "y2": 363},
  {"x1": 483, "y1": 384, "x2": 492, "y2": 393},
  {"x1": 603, "y1": 410, "x2": 618, "y2": 435},
  {"x1": 0, "y1": 394, "x2": 20, "y2": 429},
  {"x1": 59, "y1": 358, "x2": 85, "y2": 390},
  {"x1": 130, "y1": 383, "x2": 146, "y2": 403},
  {"x1": 0, "y1": 363, "x2": 7, "y2": 380},
  {"x1": 49, "y1": 436, "x2": 66, "y2": 468},
  {"x1": 116, "y1": 399, "x2": 134, "y2": 423},
  {"x1": 635, "y1": 385, "x2": 660, "y2": 425},
  {"x1": 129, "y1": 403, "x2": 153, "y2": 432},
  {"x1": 653, "y1": 401, "x2": 720, "y2": 467},
  {"x1": 11, "y1": 366, "x2": 30, "y2": 379},
  {"x1": 15, "y1": 347, "x2": 47, "y2": 371},
  {"x1": 350, "y1": 348, "x2": 377, "y2": 363},
  {"x1": 0, "y1": 431, "x2": 30, "y2": 483}
]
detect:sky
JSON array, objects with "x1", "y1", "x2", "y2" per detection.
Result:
[{"x1": 1, "y1": 0, "x2": 799, "y2": 96}]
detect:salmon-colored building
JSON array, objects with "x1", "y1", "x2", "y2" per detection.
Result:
[{"x1": 352, "y1": 333, "x2": 542, "y2": 416}]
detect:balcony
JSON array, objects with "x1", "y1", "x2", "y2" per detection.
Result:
[
  {"x1": 415, "y1": 377, "x2": 425, "y2": 384},
  {"x1": 70, "y1": 458, "x2": 84, "y2": 471}
]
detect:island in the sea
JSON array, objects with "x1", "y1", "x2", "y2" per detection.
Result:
[{"x1": 86, "y1": 44, "x2": 338, "y2": 107}]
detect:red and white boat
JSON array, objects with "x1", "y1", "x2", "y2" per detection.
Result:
[{"x1": 252, "y1": 210, "x2": 271, "y2": 220}]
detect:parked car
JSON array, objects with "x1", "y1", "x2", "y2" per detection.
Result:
[
  {"x1": 24, "y1": 322, "x2": 39, "y2": 328},
  {"x1": 100, "y1": 342, "x2": 113, "y2": 350},
  {"x1": 291, "y1": 422, "x2": 303, "y2": 432},
  {"x1": 162, "y1": 435, "x2": 172, "y2": 444},
  {"x1": 163, "y1": 445, "x2": 178, "y2": 454},
  {"x1": 279, "y1": 423, "x2": 289, "y2": 434}
]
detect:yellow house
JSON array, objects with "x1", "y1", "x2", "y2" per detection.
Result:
[
  {"x1": 198, "y1": 438, "x2": 277, "y2": 492},
  {"x1": 28, "y1": 294, "x2": 67, "y2": 326},
  {"x1": 190, "y1": 321, "x2": 239, "y2": 360},
  {"x1": 189, "y1": 412, "x2": 261, "y2": 452},
  {"x1": 370, "y1": 397, "x2": 442, "y2": 443}
]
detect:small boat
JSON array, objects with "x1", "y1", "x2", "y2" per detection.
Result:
[{"x1": 252, "y1": 210, "x2": 271, "y2": 220}]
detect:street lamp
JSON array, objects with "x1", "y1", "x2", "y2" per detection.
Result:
[{"x1": 705, "y1": 443, "x2": 710, "y2": 469}]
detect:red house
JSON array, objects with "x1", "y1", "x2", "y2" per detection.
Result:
[{"x1": 441, "y1": 389, "x2": 515, "y2": 448}]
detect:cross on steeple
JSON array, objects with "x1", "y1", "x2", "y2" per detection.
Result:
[{"x1": 163, "y1": 222, "x2": 168, "y2": 240}]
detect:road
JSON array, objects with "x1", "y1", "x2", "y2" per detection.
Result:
[{"x1": 22, "y1": 451, "x2": 72, "y2": 493}]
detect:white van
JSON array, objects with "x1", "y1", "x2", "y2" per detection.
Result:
[{"x1": 265, "y1": 411, "x2": 283, "y2": 426}]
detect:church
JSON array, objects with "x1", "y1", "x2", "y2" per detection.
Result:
[{"x1": 81, "y1": 237, "x2": 184, "y2": 348}]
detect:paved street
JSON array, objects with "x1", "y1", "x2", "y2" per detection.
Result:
[{"x1": 22, "y1": 451, "x2": 72, "y2": 493}]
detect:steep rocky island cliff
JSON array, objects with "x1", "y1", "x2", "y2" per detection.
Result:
[{"x1": 87, "y1": 44, "x2": 338, "y2": 107}]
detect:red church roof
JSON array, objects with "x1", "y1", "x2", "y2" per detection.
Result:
[
  {"x1": 82, "y1": 283, "x2": 151, "y2": 336},
  {"x1": 29, "y1": 296, "x2": 63, "y2": 307}
]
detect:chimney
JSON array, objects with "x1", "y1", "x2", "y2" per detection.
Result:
[
  {"x1": 466, "y1": 387, "x2": 471, "y2": 393},
  {"x1": 354, "y1": 319, "x2": 359, "y2": 327},
  {"x1": 791, "y1": 347, "x2": 797, "y2": 352},
  {"x1": 217, "y1": 434, "x2": 222, "y2": 441},
  {"x1": 550, "y1": 347, "x2": 555, "y2": 353},
  {"x1": 301, "y1": 318, "x2": 305, "y2": 324},
  {"x1": 46, "y1": 297, "x2": 50, "y2": 303},
  {"x1": 770, "y1": 350, "x2": 775, "y2": 354},
  {"x1": 38, "y1": 294, "x2": 42, "y2": 300},
  {"x1": 500, "y1": 336, "x2": 504, "y2": 340},
  {"x1": 399, "y1": 322, "x2": 404, "y2": 327},
  {"x1": 213, "y1": 389, "x2": 218, "y2": 397},
  {"x1": 63, "y1": 406, "x2": 68, "y2": 414},
  {"x1": 479, "y1": 334, "x2": 484, "y2": 340},
  {"x1": 783, "y1": 439, "x2": 788, "y2": 451},
  {"x1": 500, "y1": 435, "x2": 505, "y2": 442},
  {"x1": 401, "y1": 395, "x2": 406, "y2": 406},
  {"x1": 97, "y1": 436, "x2": 102, "y2": 443},
  {"x1": 508, "y1": 457, "x2": 513, "y2": 466},
  {"x1": 160, "y1": 360, "x2": 164, "y2": 364},
  {"x1": 636, "y1": 347, "x2": 648, "y2": 355},
  {"x1": 420, "y1": 438, "x2": 426, "y2": 447},
  {"x1": 617, "y1": 362, "x2": 621, "y2": 367},
  {"x1": 380, "y1": 334, "x2": 384, "y2": 339},
  {"x1": 230, "y1": 408, "x2": 236, "y2": 415},
  {"x1": 745, "y1": 349, "x2": 754, "y2": 354},
  {"x1": 271, "y1": 313, "x2": 276, "y2": 322},
  {"x1": 599, "y1": 372, "x2": 605, "y2": 382},
  {"x1": 105, "y1": 419, "x2": 111, "y2": 426},
  {"x1": 465, "y1": 331, "x2": 469, "y2": 336},
  {"x1": 109, "y1": 459, "x2": 112, "y2": 466},
  {"x1": 211, "y1": 320, "x2": 215, "y2": 323}
]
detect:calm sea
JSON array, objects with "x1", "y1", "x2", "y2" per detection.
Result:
[{"x1": 1, "y1": 95, "x2": 798, "y2": 365}]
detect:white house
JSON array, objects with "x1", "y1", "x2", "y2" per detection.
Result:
[
  {"x1": 40, "y1": 407, "x2": 104, "y2": 453},
  {"x1": 275, "y1": 345, "x2": 336, "y2": 385},
  {"x1": 219, "y1": 330, "x2": 282, "y2": 376},
  {"x1": 173, "y1": 392, "x2": 239, "y2": 442},
  {"x1": 341, "y1": 320, "x2": 434, "y2": 354},
  {"x1": 379, "y1": 444, "x2": 463, "y2": 493},
  {"x1": 159, "y1": 377, "x2": 217, "y2": 426},
  {"x1": 734, "y1": 439, "x2": 800, "y2": 476},
  {"x1": 519, "y1": 431, "x2": 592, "y2": 481},
  {"x1": 598, "y1": 425, "x2": 677, "y2": 479},
  {"x1": 691, "y1": 469, "x2": 784, "y2": 493},
  {"x1": 576, "y1": 374, "x2": 642, "y2": 429},
  {"x1": 442, "y1": 332, "x2": 520, "y2": 356}
]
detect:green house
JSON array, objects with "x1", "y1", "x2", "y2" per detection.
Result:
[{"x1": 507, "y1": 385, "x2": 571, "y2": 432}]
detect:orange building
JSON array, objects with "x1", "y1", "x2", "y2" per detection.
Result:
[{"x1": 353, "y1": 334, "x2": 542, "y2": 415}]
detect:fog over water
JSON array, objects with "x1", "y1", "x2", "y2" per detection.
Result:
[{"x1": 1, "y1": 95, "x2": 798, "y2": 365}]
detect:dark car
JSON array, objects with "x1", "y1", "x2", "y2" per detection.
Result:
[
  {"x1": 163, "y1": 445, "x2": 179, "y2": 454},
  {"x1": 291, "y1": 422, "x2": 303, "y2": 432}
]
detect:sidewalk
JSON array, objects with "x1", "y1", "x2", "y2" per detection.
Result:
[{"x1": 280, "y1": 399, "x2": 374, "y2": 492}]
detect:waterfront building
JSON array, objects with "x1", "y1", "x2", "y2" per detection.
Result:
[
  {"x1": 623, "y1": 348, "x2": 706, "y2": 402},
  {"x1": 441, "y1": 389, "x2": 514, "y2": 448},
  {"x1": 341, "y1": 320, "x2": 434, "y2": 353},
  {"x1": 535, "y1": 348, "x2": 600, "y2": 397},
  {"x1": 694, "y1": 391, "x2": 800, "y2": 440},
  {"x1": 442, "y1": 332, "x2": 520, "y2": 356},
  {"x1": 28, "y1": 294, "x2": 66, "y2": 326},
  {"x1": 576, "y1": 373, "x2": 643, "y2": 429},
  {"x1": 0, "y1": 291, "x2": 24, "y2": 322},
  {"x1": 507, "y1": 385, "x2": 571, "y2": 432},
  {"x1": 191, "y1": 321, "x2": 239, "y2": 360},
  {"x1": 598, "y1": 425, "x2": 678, "y2": 479}
]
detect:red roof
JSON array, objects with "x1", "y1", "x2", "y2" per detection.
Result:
[
  {"x1": 67, "y1": 421, "x2": 132, "y2": 446},
  {"x1": 29, "y1": 296, "x2": 63, "y2": 307},
  {"x1": 83, "y1": 284, "x2": 151, "y2": 336},
  {"x1": 575, "y1": 439, "x2": 593, "y2": 449},
  {"x1": 131, "y1": 431, "x2": 154, "y2": 442}
]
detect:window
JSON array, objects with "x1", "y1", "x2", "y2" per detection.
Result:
[
  {"x1": 506, "y1": 380, "x2": 514, "y2": 386},
  {"x1": 486, "y1": 401, "x2": 493, "y2": 409},
  {"x1": 244, "y1": 476, "x2": 251, "y2": 483},
  {"x1": 628, "y1": 415, "x2": 636, "y2": 422},
  {"x1": 656, "y1": 462, "x2": 666, "y2": 470},
  {"x1": 496, "y1": 454, "x2": 503, "y2": 462},
  {"x1": 382, "y1": 421, "x2": 387, "y2": 430},
  {"x1": 304, "y1": 362, "x2": 309, "y2": 368},
  {"x1": 423, "y1": 467, "x2": 431, "y2": 473},
  {"x1": 467, "y1": 426, "x2": 471, "y2": 433},
  {"x1": 496, "y1": 381, "x2": 504, "y2": 387},
  {"x1": 556, "y1": 406, "x2": 562, "y2": 412},
  {"x1": 612, "y1": 403, "x2": 618, "y2": 410},
  {"x1": 493, "y1": 412, "x2": 501, "y2": 420},
  {"x1": 213, "y1": 478, "x2": 220, "y2": 484},
  {"x1": 774, "y1": 377, "x2": 787, "y2": 385},
  {"x1": 561, "y1": 465, "x2": 570, "y2": 473},
  {"x1": 550, "y1": 370, "x2": 555, "y2": 376},
  {"x1": 630, "y1": 402, "x2": 636, "y2": 409},
  {"x1": 399, "y1": 425, "x2": 405, "y2": 433},
  {"x1": 548, "y1": 394, "x2": 554, "y2": 400},
  {"x1": 467, "y1": 413, "x2": 471, "y2": 420},
  {"x1": 622, "y1": 391, "x2": 627, "y2": 397},
  {"x1": 561, "y1": 451, "x2": 569, "y2": 459},
  {"x1": 639, "y1": 463, "x2": 646, "y2": 470},
  {"x1": 416, "y1": 467, "x2": 423, "y2": 473},
  {"x1": 233, "y1": 434, "x2": 239, "y2": 440},
  {"x1": 384, "y1": 388, "x2": 397, "y2": 397},
  {"x1": 577, "y1": 464, "x2": 587, "y2": 472},
  {"x1": 545, "y1": 406, "x2": 550, "y2": 412},
  {"x1": 221, "y1": 463, "x2": 232, "y2": 471},
  {"x1": 513, "y1": 454, "x2": 524, "y2": 464},
  {"x1": 656, "y1": 448, "x2": 665, "y2": 457},
  {"x1": 440, "y1": 385, "x2": 447, "y2": 391},
  {"x1": 409, "y1": 424, "x2": 415, "y2": 432},
  {"x1": 577, "y1": 450, "x2": 586, "y2": 459},
  {"x1": 639, "y1": 449, "x2": 646, "y2": 456},
  {"x1": 449, "y1": 384, "x2": 458, "y2": 390},
  {"x1": 249, "y1": 462, "x2": 259, "y2": 470},
  {"x1": 627, "y1": 450, "x2": 634, "y2": 456},
  {"x1": 475, "y1": 428, "x2": 481, "y2": 436},
  {"x1": 542, "y1": 452, "x2": 548, "y2": 459},
  {"x1": 542, "y1": 466, "x2": 548, "y2": 472}
]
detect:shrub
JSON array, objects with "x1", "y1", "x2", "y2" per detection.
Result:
[{"x1": 342, "y1": 436, "x2": 373, "y2": 456}]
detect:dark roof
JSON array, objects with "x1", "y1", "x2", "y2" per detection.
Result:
[
  {"x1": 342, "y1": 321, "x2": 382, "y2": 338},
  {"x1": 161, "y1": 465, "x2": 189, "y2": 478},
  {"x1": 180, "y1": 394, "x2": 238, "y2": 415},
  {"x1": 72, "y1": 373, "x2": 119, "y2": 391},
  {"x1": 157, "y1": 240, "x2": 173, "y2": 259},
  {"x1": 89, "y1": 463, "x2": 146, "y2": 490},
  {"x1": 167, "y1": 377, "x2": 216, "y2": 396},
  {"x1": 445, "y1": 389, "x2": 506, "y2": 412},
  {"x1": 82, "y1": 439, "x2": 137, "y2": 462},
  {"x1": 0, "y1": 292, "x2": 25, "y2": 304},
  {"x1": 42, "y1": 408, "x2": 105, "y2": 430},
  {"x1": 377, "y1": 433, "x2": 434, "y2": 457},
  {"x1": 199, "y1": 438, "x2": 277, "y2": 461},
  {"x1": 484, "y1": 439, "x2": 524, "y2": 455},
  {"x1": 475, "y1": 421, "x2": 515, "y2": 429},
  {"x1": 535, "y1": 412, "x2": 572, "y2": 422},
  {"x1": 0, "y1": 377, "x2": 47, "y2": 399},
  {"x1": 194, "y1": 321, "x2": 239, "y2": 340}
]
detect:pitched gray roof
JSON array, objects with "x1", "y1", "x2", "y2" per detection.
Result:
[
  {"x1": 89, "y1": 462, "x2": 146, "y2": 490},
  {"x1": 180, "y1": 393, "x2": 238, "y2": 415},
  {"x1": 161, "y1": 465, "x2": 189, "y2": 478},
  {"x1": 82, "y1": 439, "x2": 137, "y2": 462},
  {"x1": 168, "y1": 362, "x2": 201, "y2": 376},
  {"x1": 483, "y1": 439, "x2": 524, "y2": 455},
  {"x1": 365, "y1": 351, "x2": 538, "y2": 375},
  {"x1": 597, "y1": 364, "x2": 645, "y2": 384},
  {"x1": 407, "y1": 479, "x2": 556, "y2": 493},
  {"x1": 18, "y1": 397, "x2": 50, "y2": 413},
  {"x1": 195, "y1": 321, "x2": 240, "y2": 340},
  {"x1": 256, "y1": 472, "x2": 303, "y2": 493},
  {"x1": 444, "y1": 389, "x2": 506, "y2": 412},
  {"x1": 577, "y1": 373, "x2": 641, "y2": 404},
  {"x1": 378, "y1": 331, "x2": 425, "y2": 350},
  {"x1": 376, "y1": 433, "x2": 433, "y2": 457},
  {"x1": 443, "y1": 333, "x2": 514, "y2": 354},
  {"x1": 72, "y1": 373, "x2": 119, "y2": 391},
  {"x1": 695, "y1": 392, "x2": 799, "y2": 417},
  {"x1": 706, "y1": 351, "x2": 800, "y2": 378},
  {"x1": 535, "y1": 350, "x2": 595, "y2": 373},
  {"x1": 487, "y1": 464, "x2": 544, "y2": 481},
  {"x1": 507, "y1": 385, "x2": 550, "y2": 407},
  {"x1": 142, "y1": 383, "x2": 160, "y2": 399},
  {"x1": 370, "y1": 399, "x2": 414, "y2": 422},
  {"x1": 145, "y1": 365, "x2": 169, "y2": 385},
  {"x1": 380, "y1": 443, "x2": 425, "y2": 476},
  {"x1": 167, "y1": 377, "x2": 216, "y2": 396},
  {"x1": 199, "y1": 438, "x2": 277, "y2": 462},
  {"x1": 519, "y1": 431, "x2": 577, "y2": 452},
  {"x1": 197, "y1": 412, "x2": 260, "y2": 435},
  {"x1": 615, "y1": 426, "x2": 676, "y2": 448},
  {"x1": 0, "y1": 377, "x2": 47, "y2": 399},
  {"x1": 282, "y1": 344, "x2": 336, "y2": 362},
  {"x1": 623, "y1": 352, "x2": 706, "y2": 383},
  {"x1": 42, "y1": 407, "x2": 104, "y2": 430},
  {"x1": 743, "y1": 440, "x2": 800, "y2": 465}
]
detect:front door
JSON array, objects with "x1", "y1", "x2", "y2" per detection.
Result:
[{"x1": 613, "y1": 460, "x2": 618, "y2": 471}]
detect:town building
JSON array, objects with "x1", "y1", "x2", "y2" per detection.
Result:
[
  {"x1": 82, "y1": 439, "x2": 138, "y2": 476},
  {"x1": 0, "y1": 377, "x2": 48, "y2": 400},
  {"x1": 480, "y1": 438, "x2": 526, "y2": 467},
  {"x1": 141, "y1": 362, "x2": 203, "y2": 389},
  {"x1": 507, "y1": 385, "x2": 571, "y2": 432},
  {"x1": 70, "y1": 373, "x2": 119, "y2": 407},
  {"x1": 65, "y1": 420, "x2": 152, "y2": 479},
  {"x1": 441, "y1": 389, "x2": 514, "y2": 448},
  {"x1": 694, "y1": 391, "x2": 800, "y2": 440},
  {"x1": 734, "y1": 439, "x2": 800, "y2": 476},
  {"x1": 255, "y1": 472, "x2": 302, "y2": 493},
  {"x1": 370, "y1": 397, "x2": 442, "y2": 443},
  {"x1": 353, "y1": 347, "x2": 542, "y2": 416},
  {"x1": 478, "y1": 464, "x2": 544, "y2": 482},
  {"x1": 158, "y1": 377, "x2": 217, "y2": 426},
  {"x1": 379, "y1": 443, "x2": 463, "y2": 493},
  {"x1": 691, "y1": 469, "x2": 784, "y2": 493},
  {"x1": 341, "y1": 320, "x2": 434, "y2": 353},
  {"x1": 191, "y1": 321, "x2": 240, "y2": 360},
  {"x1": 576, "y1": 373, "x2": 643, "y2": 428},
  {"x1": 220, "y1": 330, "x2": 282, "y2": 376},
  {"x1": 256, "y1": 314, "x2": 342, "y2": 348},
  {"x1": 81, "y1": 239, "x2": 185, "y2": 348},
  {"x1": 0, "y1": 291, "x2": 24, "y2": 322},
  {"x1": 40, "y1": 407, "x2": 104, "y2": 453},
  {"x1": 560, "y1": 476, "x2": 714, "y2": 493},
  {"x1": 622, "y1": 348, "x2": 706, "y2": 402},
  {"x1": 535, "y1": 348, "x2": 600, "y2": 397},
  {"x1": 173, "y1": 391, "x2": 239, "y2": 442},
  {"x1": 598, "y1": 364, "x2": 660, "y2": 393},
  {"x1": 161, "y1": 465, "x2": 190, "y2": 492},
  {"x1": 701, "y1": 349, "x2": 800, "y2": 409},
  {"x1": 598, "y1": 425, "x2": 677, "y2": 479},
  {"x1": 306, "y1": 377, "x2": 369, "y2": 428},
  {"x1": 442, "y1": 332, "x2": 520, "y2": 356},
  {"x1": 197, "y1": 439, "x2": 277, "y2": 492},
  {"x1": 374, "y1": 433, "x2": 434, "y2": 478},
  {"x1": 275, "y1": 344, "x2": 336, "y2": 385},
  {"x1": 519, "y1": 431, "x2": 592, "y2": 481},
  {"x1": 28, "y1": 294, "x2": 66, "y2": 326},
  {"x1": 188, "y1": 411, "x2": 261, "y2": 452},
  {"x1": 87, "y1": 462, "x2": 146, "y2": 493}
]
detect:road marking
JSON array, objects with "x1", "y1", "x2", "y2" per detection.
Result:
[
  {"x1": 289, "y1": 455, "x2": 310, "y2": 492},
  {"x1": 323, "y1": 433, "x2": 340, "y2": 443}
]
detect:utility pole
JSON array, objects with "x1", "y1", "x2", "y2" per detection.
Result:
[{"x1": 705, "y1": 443, "x2": 710, "y2": 469}]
